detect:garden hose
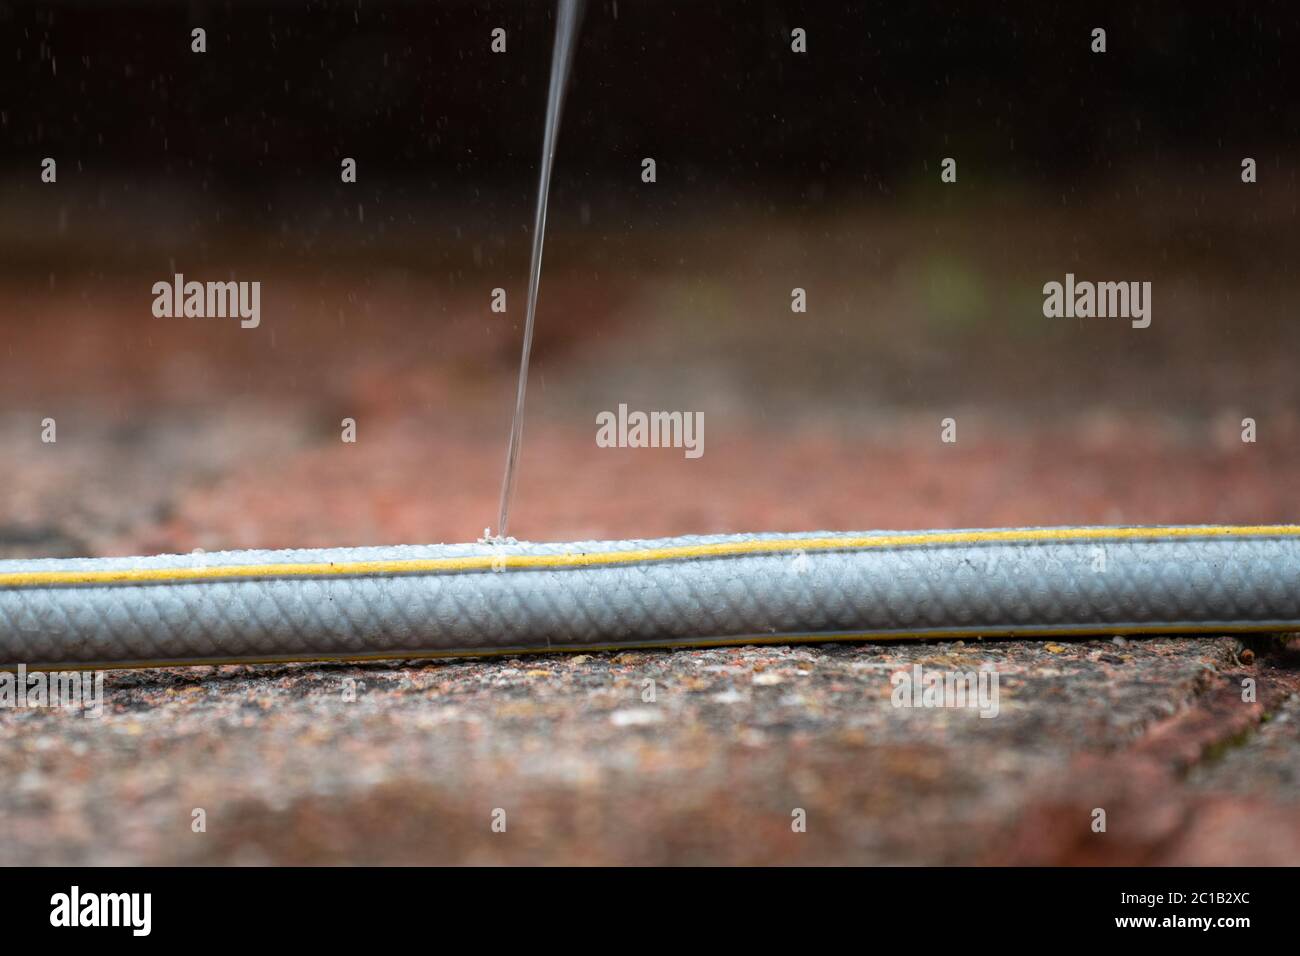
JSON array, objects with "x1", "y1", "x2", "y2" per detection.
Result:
[{"x1": 1, "y1": 525, "x2": 1298, "y2": 671}]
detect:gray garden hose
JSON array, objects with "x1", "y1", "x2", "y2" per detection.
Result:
[{"x1": 1, "y1": 525, "x2": 1297, "y2": 670}]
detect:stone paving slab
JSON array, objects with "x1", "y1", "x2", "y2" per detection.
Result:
[{"x1": 1, "y1": 635, "x2": 1293, "y2": 865}]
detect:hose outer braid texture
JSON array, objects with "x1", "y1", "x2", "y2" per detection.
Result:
[{"x1": 2, "y1": 525, "x2": 1298, "y2": 670}]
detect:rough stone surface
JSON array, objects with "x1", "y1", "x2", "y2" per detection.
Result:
[{"x1": 1, "y1": 636, "x2": 1296, "y2": 865}]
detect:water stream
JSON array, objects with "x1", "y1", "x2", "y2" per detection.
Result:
[{"x1": 495, "y1": 0, "x2": 584, "y2": 538}]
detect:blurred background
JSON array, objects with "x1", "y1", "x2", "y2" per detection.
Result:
[
  {"x1": 1, "y1": 0, "x2": 1298, "y2": 556},
  {"x1": 3, "y1": 0, "x2": 1300, "y2": 870}
]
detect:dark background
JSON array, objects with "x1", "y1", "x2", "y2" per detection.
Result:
[{"x1": 3, "y1": 1, "x2": 1295, "y2": 199}]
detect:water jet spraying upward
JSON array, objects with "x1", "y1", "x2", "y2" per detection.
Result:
[{"x1": 496, "y1": 0, "x2": 584, "y2": 539}]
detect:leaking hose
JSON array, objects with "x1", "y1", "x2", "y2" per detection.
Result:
[{"x1": 2, "y1": 525, "x2": 1298, "y2": 670}]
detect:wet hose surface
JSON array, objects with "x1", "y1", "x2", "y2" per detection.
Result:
[{"x1": 2, "y1": 525, "x2": 1298, "y2": 670}]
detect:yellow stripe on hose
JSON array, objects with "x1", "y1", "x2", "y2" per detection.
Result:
[{"x1": 1, "y1": 524, "x2": 1297, "y2": 589}]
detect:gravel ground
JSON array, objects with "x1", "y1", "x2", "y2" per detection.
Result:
[{"x1": 1, "y1": 635, "x2": 1295, "y2": 865}]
